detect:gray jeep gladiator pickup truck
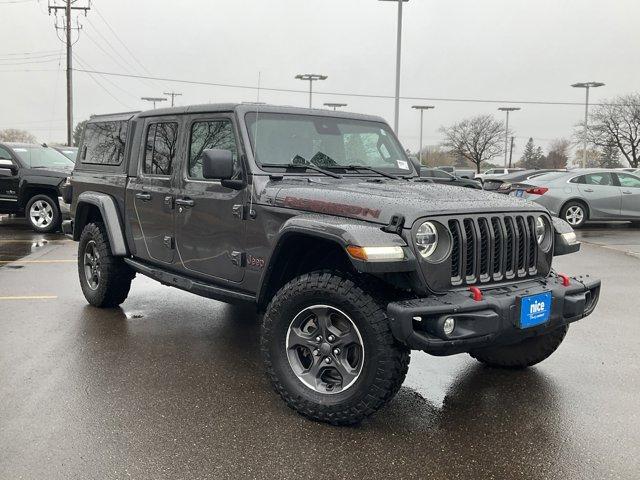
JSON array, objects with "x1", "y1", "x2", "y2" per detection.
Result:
[{"x1": 64, "y1": 104, "x2": 600, "y2": 425}]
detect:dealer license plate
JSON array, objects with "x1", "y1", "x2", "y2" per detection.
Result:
[{"x1": 519, "y1": 291, "x2": 552, "y2": 328}]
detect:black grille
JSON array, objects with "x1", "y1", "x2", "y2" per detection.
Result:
[{"x1": 449, "y1": 215, "x2": 539, "y2": 286}]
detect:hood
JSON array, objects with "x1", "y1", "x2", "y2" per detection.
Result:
[
  {"x1": 260, "y1": 177, "x2": 547, "y2": 226},
  {"x1": 26, "y1": 166, "x2": 72, "y2": 178}
]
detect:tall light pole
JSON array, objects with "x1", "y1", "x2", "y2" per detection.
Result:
[
  {"x1": 324, "y1": 102, "x2": 348, "y2": 111},
  {"x1": 498, "y1": 107, "x2": 521, "y2": 168},
  {"x1": 295, "y1": 74, "x2": 328, "y2": 108},
  {"x1": 141, "y1": 97, "x2": 167, "y2": 109},
  {"x1": 411, "y1": 105, "x2": 434, "y2": 162},
  {"x1": 572, "y1": 82, "x2": 605, "y2": 168},
  {"x1": 379, "y1": 0, "x2": 409, "y2": 134}
]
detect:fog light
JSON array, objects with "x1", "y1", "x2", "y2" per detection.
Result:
[{"x1": 443, "y1": 317, "x2": 455, "y2": 335}]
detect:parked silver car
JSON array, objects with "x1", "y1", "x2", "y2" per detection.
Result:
[{"x1": 511, "y1": 169, "x2": 640, "y2": 227}]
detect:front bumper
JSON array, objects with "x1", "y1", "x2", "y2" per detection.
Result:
[{"x1": 387, "y1": 274, "x2": 600, "y2": 355}]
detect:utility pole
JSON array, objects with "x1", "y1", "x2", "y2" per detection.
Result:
[
  {"x1": 163, "y1": 91, "x2": 182, "y2": 107},
  {"x1": 411, "y1": 105, "x2": 434, "y2": 162},
  {"x1": 295, "y1": 74, "x2": 328, "y2": 108},
  {"x1": 571, "y1": 82, "x2": 605, "y2": 168},
  {"x1": 498, "y1": 107, "x2": 521, "y2": 168},
  {"x1": 379, "y1": 0, "x2": 409, "y2": 134},
  {"x1": 509, "y1": 136, "x2": 515, "y2": 168},
  {"x1": 48, "y1": 0, "x2": 91, "y2": 146},
  {"x1": 141, "y1": 97, "x2": 167, "y2": 109}
]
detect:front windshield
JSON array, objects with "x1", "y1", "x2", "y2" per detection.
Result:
[
  {"x1": 12, "y1": 146, "x2": 74, "y2": 169},
  {"x1": 245, "y1": 112, "x2": 413, "y2": 174}
]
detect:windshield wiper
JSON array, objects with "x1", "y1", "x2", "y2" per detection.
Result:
[
  {"x1": 260, "y1": 162, "x2": 342, "y2": 179},
  {"x1": 327, "y1": 164, "x2": 403, "y2": 180}
]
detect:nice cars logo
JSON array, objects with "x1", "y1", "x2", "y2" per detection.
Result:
[{"x1": 530, "y1": 300, "x2": 546, "y2": 314}]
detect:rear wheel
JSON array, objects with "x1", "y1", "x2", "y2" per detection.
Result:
[
  {"x1": 261, "y1": 271, "x2": 410, "y2": 425},
  {"x1": 561, "y1": 201, "x2": 587, "y2": 228},
  {"x1": 25, "y1": 194, "x2": 60, "y2": 233},
  {"x1": 469, "y1": 325, "x2": 569, "y2": 369},
  {"x1": 78, "y1": 222, "x2": 135, "y2": 308}
]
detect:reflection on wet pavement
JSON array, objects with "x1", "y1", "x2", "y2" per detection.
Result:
[{"x1": 0, "y1": 215, "x2": 67, "y2": 264}]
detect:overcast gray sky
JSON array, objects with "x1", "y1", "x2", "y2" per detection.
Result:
[{"x1": 1, "y1": 0, "x2": 638, "y2": 161}]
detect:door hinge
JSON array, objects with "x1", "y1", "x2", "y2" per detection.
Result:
[
  {"x1": 164, "y1": 195, "x2": 174, "y2": 209},
  {"x1": 163, "y1": 235, "x2": 174, "y2": 249},
  {"x1": 230, "y1": 251, "x2": 245, "y2": 267}
]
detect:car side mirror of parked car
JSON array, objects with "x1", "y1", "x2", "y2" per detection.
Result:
[
  {"x1": 202, "y1": 149, "x2": 245, "y2": 190},
  {"x1": 0, "y1": 158, "x2": 16, "y2": 171},
  {"x1": 0, "y1": 167, "x2": 13, "y2": 177}
]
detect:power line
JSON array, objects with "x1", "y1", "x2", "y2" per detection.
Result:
[
  {"x1": 74, "y1": 68, "x2": 620, "y2": 107},
  {"x1": 73, "y1": 54, "x2": 139, "y2": 101}
]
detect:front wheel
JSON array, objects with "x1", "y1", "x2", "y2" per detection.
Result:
[
  {"x1": 261, "y1": 271, "x2": 410, "y2": 425},
  {"x1": 469, "y1": 325, "x2": 569, "y2": 369}
]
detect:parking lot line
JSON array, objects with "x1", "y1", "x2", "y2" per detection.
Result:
[
  {"x1": 0, "y1": 259, "x2": 75, "y2": 264},
  {"x1": 0, "y1": 295, "x2": 58, "y2": 300}
]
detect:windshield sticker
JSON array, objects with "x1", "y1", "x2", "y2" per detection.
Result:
[{"x1": 396, "y1": 160, "x2": 409, "y2": 170}]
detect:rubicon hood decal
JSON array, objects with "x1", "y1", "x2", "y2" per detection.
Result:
[{"x1": 281, "y1": 196, "x2": 381, "y2": 219}]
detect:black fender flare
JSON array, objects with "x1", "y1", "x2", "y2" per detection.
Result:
[
  {"x1": 74, "y1": 191, "x2": 128, "y2": 256},
  {"x1": 256, "y1": 213, "x2": 416, "y2": 307}
]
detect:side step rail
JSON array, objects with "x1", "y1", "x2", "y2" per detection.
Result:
[{"x1": 124, "y1": 258, "x2": 256, "y2": 305}]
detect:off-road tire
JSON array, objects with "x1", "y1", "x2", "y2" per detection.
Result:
[
  {"x1": 78, "y1": 222, "x2": 135, "y2": 308},
  {"x1": 560, "y1": 200, "x2": 588, "y2": 228},
  {"x1": 469, "y1": 325, "x2": 569, "y2": 369},
  {"x1": 25, "y1": 194, "x2": 61, "y2": 233},
  {"x1": 261, "y1": 271, "x2": 410, "y2": 425}
]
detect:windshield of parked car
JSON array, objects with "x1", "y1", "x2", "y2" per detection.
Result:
[
  {"x1": 245, "y1": 112, "x2": 413, "y2": 175},
  {"x1": 12, "y1": 146, "x2": 74, "y2": 169},
  {"x1": 57, "y1": 148, "x2": 77, "y2": 161}
]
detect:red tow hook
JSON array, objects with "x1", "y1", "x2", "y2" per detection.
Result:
[
  {"x1": 558, "y1": 273, "x2": 571, "y2": 287},
  {"x1": 468, "y1": 286, "x2": 483, "y2": 301}
]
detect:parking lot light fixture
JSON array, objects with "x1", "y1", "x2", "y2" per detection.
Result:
[
  {"x1": 572, "y1": 82, "x2": 605, "y2": 168},
  {"x1": 379, "y1": 0, "x2": 409, "y2": 134},
  {"x1": 498, "y1": 107, "x2": 521, "y2": 168},
  {"x1": 324, "y1": 102, "x2": 348, "y2": 111},
  {"x1": 141, "y1": 97, "x2": 167, "y2": 109},
  {"x1": 295, "y1": 74, "x2": 328, "y2": 108},
  {"x1": 412, "y1": 105, "x2": 435, "y2": 162}
]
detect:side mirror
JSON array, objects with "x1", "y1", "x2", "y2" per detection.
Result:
[
  {"x1": 408, "y1": 156, "x2": 421, "y2": 174},
  {"x1": 0, "y1": 167, "x2": 12, "y2": 177},
  {"x1": 202, "y1": 149, "x2": 245, "y2": 190},
  {"x1": 0, "y1": 158, "x2": 16, "y2": 170}
]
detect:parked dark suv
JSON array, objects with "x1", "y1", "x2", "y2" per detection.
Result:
[
  {"x1": 65, "y1": 104, "x2": 600, "y2": 425},
  {"x1": 0, "y1": 142, "x2": 73, "y2": 232}
]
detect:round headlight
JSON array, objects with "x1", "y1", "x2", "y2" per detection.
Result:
[
  {"x1": 535, "y1": 216, "x2": 546, "y2": 245},
  {"x1": 416, "y1": 221, "x2": 438, "y2": 258}
]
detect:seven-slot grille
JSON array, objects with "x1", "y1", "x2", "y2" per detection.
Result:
[{"x1": 449, "y1": 215, "x2": 539, "y2": 285}]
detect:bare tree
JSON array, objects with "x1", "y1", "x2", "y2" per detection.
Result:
[
  {"x1": 439, "y1": 115, "x2": 505, "y2": 173},
  {"x1": 0, "y1": 128, "x2": 36, "y2": 143},
  {"x1": 546, "y1": 138, "x2": 570, "y2": 169},
  {"x1": 581, "y1": 93, "x2": 640, "y2": 168}
]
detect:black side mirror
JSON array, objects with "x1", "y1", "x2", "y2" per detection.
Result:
[
  {"x1": 0, "y1": 159, "x2": 15, "y2": 171},
  {"x1": 202, "y1": 149, "x2": 234, "y2": 180},
  {"x1": 202, "y1": 149, "x2": 245, "y2": 190},
  {"x1": 0, "y1": 167, "x2": 12, "y2": 177}
]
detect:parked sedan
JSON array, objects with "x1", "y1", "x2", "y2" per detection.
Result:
[
  {"x1": 483, "y1": 169, "x2": 566, "y2": 193},
  {"x1": 419, "y1": 167, "x2": 482, "y2": 189},
  {"x1": 511, "y1": 169, "x2": 640, "y2": 227}
]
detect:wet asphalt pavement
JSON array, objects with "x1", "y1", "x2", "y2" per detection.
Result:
[{"x1": 0, "y1": 216, "x2": 638, "y2": 479}]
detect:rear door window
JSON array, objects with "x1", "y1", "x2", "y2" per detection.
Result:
[
  {"x1": 82, "y1": 121, "x2": 128, "y2": 165},
  {"x1": 584, "y1": 172, "x2": 614, "y2": 186},
  {"x1": 143, "y1": 122, "x2": 179, "y2": 176}
]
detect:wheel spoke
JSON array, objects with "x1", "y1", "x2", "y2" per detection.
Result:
[
  {"x1": 333, "y1": 357, "x2": 359, "y2": 387},
  {"x1": 287, "y1": 328, "x2": 317, "y2": 349}
]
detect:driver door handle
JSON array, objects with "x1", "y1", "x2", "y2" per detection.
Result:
[
  {"x1": 622, "y1": 190, "x2": 632, "y2": 194},
  {"x1": 135, "y1": 192, "x2": 151, "y2": 201},
  {"x1": 583, "y1": 188, "x2": 594, "y2": 192},
  {"x1": 175, "y1": 198, "x2": 195, "y2": 207}
]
